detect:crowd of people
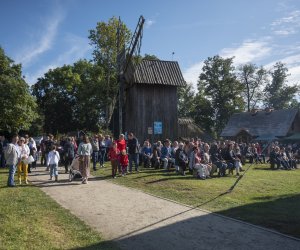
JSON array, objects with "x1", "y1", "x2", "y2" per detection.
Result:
[{"x1": 1, "y1": 132, "x2": 299, "y2": 187}]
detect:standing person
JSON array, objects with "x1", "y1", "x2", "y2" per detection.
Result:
[
  {"x1": 63, "y1": 137, "x2": 75, "y2": 173},
  {"x1": 104, "y1": 135, "x2": 112, "y2": 161},
  {"x1": 119, "y1": 149, "x2": 129, "y2": 176},
  {"x1": 47, "y1": 145, "x2": 60, "y2": 181},
  {"x1": 77, "y1": 136, "x2": 93, "y2": 184},
  {"x1": 45, "y1": 135, "x2": 55, "y2": 171},
  {"x1": 90, "y1": 135, "x2": 99, "y2": 171},
  {"x1": 108, "y1": 142, "x2": 119, "y2": 178},
  {"x1": 28, "y1": 137, "x2": 37, "y2": 172},
  {"x1": 4, "y1": 135, "x2": 19, "y2": 187},
  {"x1": 116, "y1": 134, "x2": 126, "y2": 173},
  {"x1": 40, "y1": 135, "x2": 48, "y2": 166},
  {"x1": 98, "y1": 135, "x2": 106, "y2": 168},
  {"x1": 0, "y1": 135, "x2": 8, "y2": 168},
  {"x1": 127, "y1": 132, "x2": 139, "y2": 173},
  {"x1": 17, "y1": 137, "x2": 30, "y2": 184},
  {"x1": 71, "y1": 137, "x2": 78, "y2": 153}
]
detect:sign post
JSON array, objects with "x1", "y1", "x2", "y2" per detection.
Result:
[{"x1": 154, "y1": 121, "x2": 162, "y2": 135}]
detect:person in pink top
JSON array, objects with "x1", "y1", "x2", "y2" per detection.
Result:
[
  {"x1": 108, "y1": 142, "x2": 120, "y2": 178},
  {"x1": 116, "y1": 134, "x2": 126, "y2": 173},
  {"x1": 116, "y1": 134, "x2": 126, "y2": 152}
]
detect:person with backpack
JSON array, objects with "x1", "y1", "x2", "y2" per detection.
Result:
[{"x1": 175, "y1": 143, "x2": 188, "y2": 176}]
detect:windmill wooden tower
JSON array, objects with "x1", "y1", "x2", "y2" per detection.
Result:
[
  {"x1": 111, "y1": 16, "x2": 186, "y2": 142},
  {"x1": 110, "y1": 16, "x2": 145, "y2": 137}
]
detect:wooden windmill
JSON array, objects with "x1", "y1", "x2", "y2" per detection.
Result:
[{"x1": 111, "y1": 15, "x2": 145, "y2": 136}]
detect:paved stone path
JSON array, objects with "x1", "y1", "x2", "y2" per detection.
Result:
[{"x1": 29, "y1": 167, "x2": 300, "y2": 250}]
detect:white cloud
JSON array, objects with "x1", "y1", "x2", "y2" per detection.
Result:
[
  {"x1": 25, "y1": 64, "x2": 59, "y2": 84},
  {"x1": 220, "y1": 39, "x2": 272, "y2": 66},
  {"x1": 15, "y1": 10, "x2": 64, "y2": 66},
  {"x1": 288, "y1": 65, "x2": 300, "y2": 84},
  {"x1": 271, "y1": 10, "x2": 300, "y2": 36},
  {"x1": 57, "y1": 34, "x2": 92, "y2": 64},
  {"x1": 183, "y1": 39, "x2": 272, "y2": 89},
  {"x1": 145, "y1": 19, "x2": 156, "y2": 28},
  {"x1": 25, "y1": 34, "x2": 92, "y2": 85},
  {"x1": 264, "y1": 53, "x2": 300, "y2": 85},
  {"x1": 182, "y1": 61, "x2": 204, "y2": 90}
]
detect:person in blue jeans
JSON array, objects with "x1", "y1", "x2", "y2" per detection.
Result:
[
  {"x1": 98, "y1": 135, "x2": 106, "y2": 168},
  {"x1": 90, "y1": 135, "x2": 99, "y2": 171},
  {"x1": 127, "y1": 132, "x2": 139, "y2": 173},
  {"x1": 4, "y1": 136, "x2": 19, "y2": 187}
]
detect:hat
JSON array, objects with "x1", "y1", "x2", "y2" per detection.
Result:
[{"x1": 20, "y1": 137, "x2": 25, "y2": 141}]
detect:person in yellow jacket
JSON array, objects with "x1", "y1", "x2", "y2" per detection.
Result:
[{"x1": 17, "y1": 137, "x2": 30, "y2": 184}]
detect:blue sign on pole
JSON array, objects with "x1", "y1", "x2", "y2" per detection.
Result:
[{"x1": 154, "y1": 121, "x2": 162, "y2": 134}]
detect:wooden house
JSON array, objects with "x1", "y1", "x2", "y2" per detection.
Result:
[
  {"x1": 121, "y1": 59, "x2": 186, "y2": 142},
  {"x1": 220, "y1": 109, "x2": 300, "y2": 142}
]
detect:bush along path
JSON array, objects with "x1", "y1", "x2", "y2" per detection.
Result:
[{"x1": 27, "y1": 165, "x2": 300, "y2": 250}]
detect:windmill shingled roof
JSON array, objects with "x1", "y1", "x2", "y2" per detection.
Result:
[
  {"x1": 220, "y1": 109, "x2": 299, "y2": 137},
  {"x1": 126, "y1": 59, "x2": 186, "y2": 86}
]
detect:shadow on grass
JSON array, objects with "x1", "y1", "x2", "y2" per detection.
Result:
[{"x1": 253, "y1": 167, "x2": 277, "y2": 171}]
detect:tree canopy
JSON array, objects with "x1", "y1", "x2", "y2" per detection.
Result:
[
  {"x1": 198, "y1": 55, "x2": 245, "y2": 135},
  {"x1": 263, "y1": 62, "x2": 299, "y2": 109},
  {"x1": 89, "y1": 16, "x2": 131, "y2": 126},
  {"x1": 238, "y1": 63, "x2": 268, "y2": 112},
  {"x1": 0, "y1": 47, "x2": 37, "y2": 133},
  {"x1": 32, "y1": 60, "x2": 105, "y2": 133}
]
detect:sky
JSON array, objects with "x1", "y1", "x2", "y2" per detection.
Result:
[{"x1": 1, "y1": 0, "x2": 300, "y2": 88}]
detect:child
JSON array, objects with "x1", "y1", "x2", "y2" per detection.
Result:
[
  {"x1": 108, "y1": 142, "x2": 120, "y2": 178},
  {"x1": 119, "y1": 149, "x2": 129, "y2": 176},
  {"x1": 47, "y1": 145, "x2": 60, "y2": 181}
]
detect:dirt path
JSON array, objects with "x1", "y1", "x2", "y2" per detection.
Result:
[{"x1": 29, "y1": 166, "x2": 300, "y2": 250}]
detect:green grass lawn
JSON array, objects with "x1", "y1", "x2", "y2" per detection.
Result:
[
  {"x1": 93, "y1": 163, "x2": 300, "y2": 238},
  {"x1": 0, "y1": 168, "x2": 117, "y2": 250}
]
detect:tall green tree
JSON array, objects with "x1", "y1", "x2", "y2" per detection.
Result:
[
  {"x1": 191, "y1": 85, "x2": 215, "y2": 136},
  {"x1": 32, "y1": 65, "x2": 80, "y2": 133},
  {"x1": 198, "y1": 55, "x2": 245, "y2": 135},
  {"x1": 89, "y1": 17, "x2": 131, "y2": 126},
  {"x1": 264, "y1": 62, "x2": 299, "y2": 109},
  {"x1": 178, "y1": 83, "x2": 195, "y2": 118},
  {"x1": 32, "y1": 60, "x2": 105, "y2": 134},
  {"x1": 0, "y1": 47, "x2": 37, "y2": 133},
  {"x1": 238, "y1": 63, "x2": 268, "y2": 112},
  {"x1": 72, "y1": 60, "x2": 106, "y2": 131}
]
